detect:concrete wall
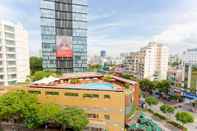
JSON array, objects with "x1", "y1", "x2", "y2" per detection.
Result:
[{"x1": 28, "y1": 87, "x2": 125, "y2": 131}]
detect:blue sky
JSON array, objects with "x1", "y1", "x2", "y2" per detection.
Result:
[{"x1": 1, "y1": 0, "x2": 197, "y2": 56}]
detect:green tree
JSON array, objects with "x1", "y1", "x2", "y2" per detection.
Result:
[
  {"x1": 88, "y1": 64, "x2": 101, "y2": 72},
  {"x1": 124, "y1": 83, "x2": 130, "y2": 89},
  {"x1": 175, "y1": 112, "x2": 194, "y2": 125},
  {"x1": 121, "y1": 73, "x2": 131, "y2": 80},
  {"x1": 160, "y1": 104, "x2": 175, "y2": 114},
  {"x1": 103, "y1": 75, "x2": 113, "y2": 82},
  {"x1": 0, "y1": 90, "x2": 38, "y2": 123},
  {"x1": 155, "y1": 80, "x2": 171, "y2": 94},
  {"x1": 69, "y1": 79, "x2": 80, "y2": 84},
  {"x1": 31, "y1": 71, "x2": 62, "y2": 81},
  {"x1": 190, "y1": 87, "x2": 196, "y2": 94},
  {"x1": 139, "y1": 79, "x2": 155, "y2": 93},
  {"x1": 145, "y1": 96, "x2": 159, "y2": 106},
  {"x1": 0, "y1": 91, "x2": 89, "y2": 130},
  {"x1": 56, "y1": 108, "x2": 89, "y2": 131},
  {"x1": 30, "y1": 57, "x2": 43, "y2": 74},
  {"x1": 37, "y1": 104, "x2": 61, "y2": 126}
]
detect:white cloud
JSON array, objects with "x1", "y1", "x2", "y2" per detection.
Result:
[
  {"x1": 1, "y1": 0, "x2": 197, "y2": 57},
  {"x1": 153, "y1": 10, "x2": 197, "y2": 54},
  {"x1": 0, "y1": 4, "x2": 13, "y2": 20},
  {"x1": 0, "y1": 1, "x2": 41, "y2": 56},
  {"x1": 88, "y1": 0, "x2": 197, "y2": 57}
]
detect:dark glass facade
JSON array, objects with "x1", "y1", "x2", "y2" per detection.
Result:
[{"x1": 41, "y1": 0, "x2": 88, "y2": 73}]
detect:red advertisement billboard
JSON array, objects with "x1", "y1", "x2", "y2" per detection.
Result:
[{"x1": 56, "y1": 36, "x2": 73, "y2": 58}]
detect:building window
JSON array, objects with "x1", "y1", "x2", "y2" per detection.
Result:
[
  {"x1": 29, "y1": 90, "x2": 41, "y2": 95},
  {"x1": 46, "y1": 91, "x2": 59, "y2": 96},
  {"x1": 104, "y1": 95, "x2": 111, "y2": 99},
  {"x1": 8, "y1": 80, "x2": 16, "y2": 85},
  {"x1": 104, "y1": 114, "x2": 110, "y2": 120},
  {"x1": 0, "y1": 75, "x2": 4, "y2": 80},
  {"x1": 8, "y1": 74, "x2": 16, "y2": 79},
  {"x1": 83, "y1": 94, "x2": 99, "y2": 98},
  {"x1": 64, "y1": 92, "x2": 78, "y2": 97},
  {"x1": 4, "y1": 25, "x2": 14, "y2": 32},
  {"x1": 88, "y1": 113, "x2": 98, "y2": 119}
]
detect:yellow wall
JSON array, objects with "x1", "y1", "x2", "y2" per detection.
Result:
[{"x1": 28, "y1": 87, "x2": 125, "y2": 131}]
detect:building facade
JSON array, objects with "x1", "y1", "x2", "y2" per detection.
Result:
[
  {"x1": 167, "y1": 68, "x2": 183, "y2": 87},
  {"x1": 28, "y1": 73, "x2": 140, "y2": 131},
  {"x1": 41, "y1": 0, "x2": 88, "y2": 73},
  {"x1": 183, "y1": 48, "x2": 197, "y2": 65},
  {"x1": 0, "y1": 21, "x2": 30, "y2": 86},
  {"x1": 124, "y1": 52, "x2": 145, "y2": 80},
  {"x1": 183, "y1": 64, "x2": 197, "y2": 89},
  {"x1": 124, "y1": 42, "x2": 169, "y2": 80},
  {"x1": 100, "y1": 50, "x2": 106, "y2": 58},
  {"x1": 181, "y1": 49, "x2": 197, "y2": 89}
]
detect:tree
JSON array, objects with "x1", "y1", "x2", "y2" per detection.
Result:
[
  {"x1": 145, "y1": 96, "x2": 159, "y2": 106},
  {"x1": 31, "y1": 71, "x2": 51, "y2": 81},
  {"x1": 121, "y1": 73, "x2": 131, "y2": 80},
  {"x1": 160, "y1": 104, "x2": 175, "y2": 115},
  {"x1": 0, "y1": 91, "x2": 89, "y2": 130},
  {"x1": 190, "y1": 87, "x2": 196, "y2": 94},
  {"x1": 175, "y1": 112, "x2": 194, "y2": 125},
  {"x1": 69, "y1": 79, "x2": 80, "y2": 84},
  {"x1": 124, "y1": 83, "x2": 130, "y2": 89},
  {"x1": 139, "y1": 79, "x2": 155, "y2": 93},
  {"x1": 56, "y1": 108, "x2": 89, "y2": 131},
  {"x1": 30, "y1": 57, "x2": 43, "y2": 74},
  {"x1": 155, "y1": 80, "x2": 171, "y2": 95},
  {"x1": 0, "y1": 90, "x2": 38, "y2": 124},
  {"x1": 31, "y1": 71, "x2": 62, "y2": 81},
  {"x1": 28, "y1": 104, "x2": 88, "y2": 130},
  {"x1": 88, "y1": 64, "x2": 101, "y2": 72},
  {"x1": 36, "y1": 104, "x2": 61, "y2": 127},
  {"x1": 103, "y1": 75, "x2": 113, "y2": 82}
]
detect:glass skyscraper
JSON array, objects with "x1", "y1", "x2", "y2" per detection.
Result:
[{"x1": 41, "y1": 0, "x2": 88, "y2": 73}]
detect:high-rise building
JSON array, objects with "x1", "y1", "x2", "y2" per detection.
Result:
[
  {"x1": 169, "y1": 54, "x2": 182, "y2": 67},
  {"x1": 0, "y1": 21, "x2": 30, "y2": 86},
  {"x1": 183, "y1": 64, "x2": 197, "y2": 89},
  {"x1": 124, "y1": 52, "x2": 145, "y2": 80},
  {"x1": 124, "y1": 42, "x2": 169, "y2": 80},
  {"x1": 183, "y1": 48, "x2": 197, "y2": 65},
  {"x1": 182, "y1": 49, "x2": 197, "y2": 89},
  {"x1": 41, "y1": 0, "x2": 88, "y2": 73},
  {"x1": 100, "y1": 50, "x2": 106, "y2": 58},
  {"x1": 167, "y1": 68, "x2": 183, "y2": 86}
]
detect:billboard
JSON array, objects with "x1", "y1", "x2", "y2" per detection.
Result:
[{"x1": 56, "y1": 36, "x2": 73, "y2": 58}]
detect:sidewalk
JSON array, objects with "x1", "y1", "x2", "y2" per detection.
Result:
[
  {"x1": 152, "y1": 103, "x2": 197, "y2": 131},
  {"x1": 144, "y1": 111, "x2": 179, "y2": 131}
]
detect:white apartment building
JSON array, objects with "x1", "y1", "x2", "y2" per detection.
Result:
[
  {"x1": 0, "y1": 21, "x2": 30, "y2": 86},
  {"x1": 183, "y1": 48, "x2": 197, "y2": 65},
  {"x1": 143, "y1": 42, "x2": 169, "y2": 80},
  {"x1": 124, "y1": 42, "x2": 169, "y2": 80},
  {"x1": 182, "y1": 49, "x2": 197, "y2": 89}
]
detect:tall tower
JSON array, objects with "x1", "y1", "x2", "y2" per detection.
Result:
[
  {"x1": 143, "y1": 42, "x2": 169, "y2": 80},
  {"x1": 0, "y1": 21, "x2": 30, "y2": 86},
  {"x1": 41, "y1": 0, "x2": 88, "y2": 73}
]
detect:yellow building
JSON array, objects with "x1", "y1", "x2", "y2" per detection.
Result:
[{"x1": 28, "y1": 73, "x2": 140, "y2": 131}]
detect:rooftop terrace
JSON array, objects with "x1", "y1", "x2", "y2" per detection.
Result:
[{"x1": 30, "y1": 72, "x2": 138, "y2": 92}]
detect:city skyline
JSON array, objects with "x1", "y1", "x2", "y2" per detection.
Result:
[{"x1": 0, "y1": 0, "x2": 197, "y2": 57}]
